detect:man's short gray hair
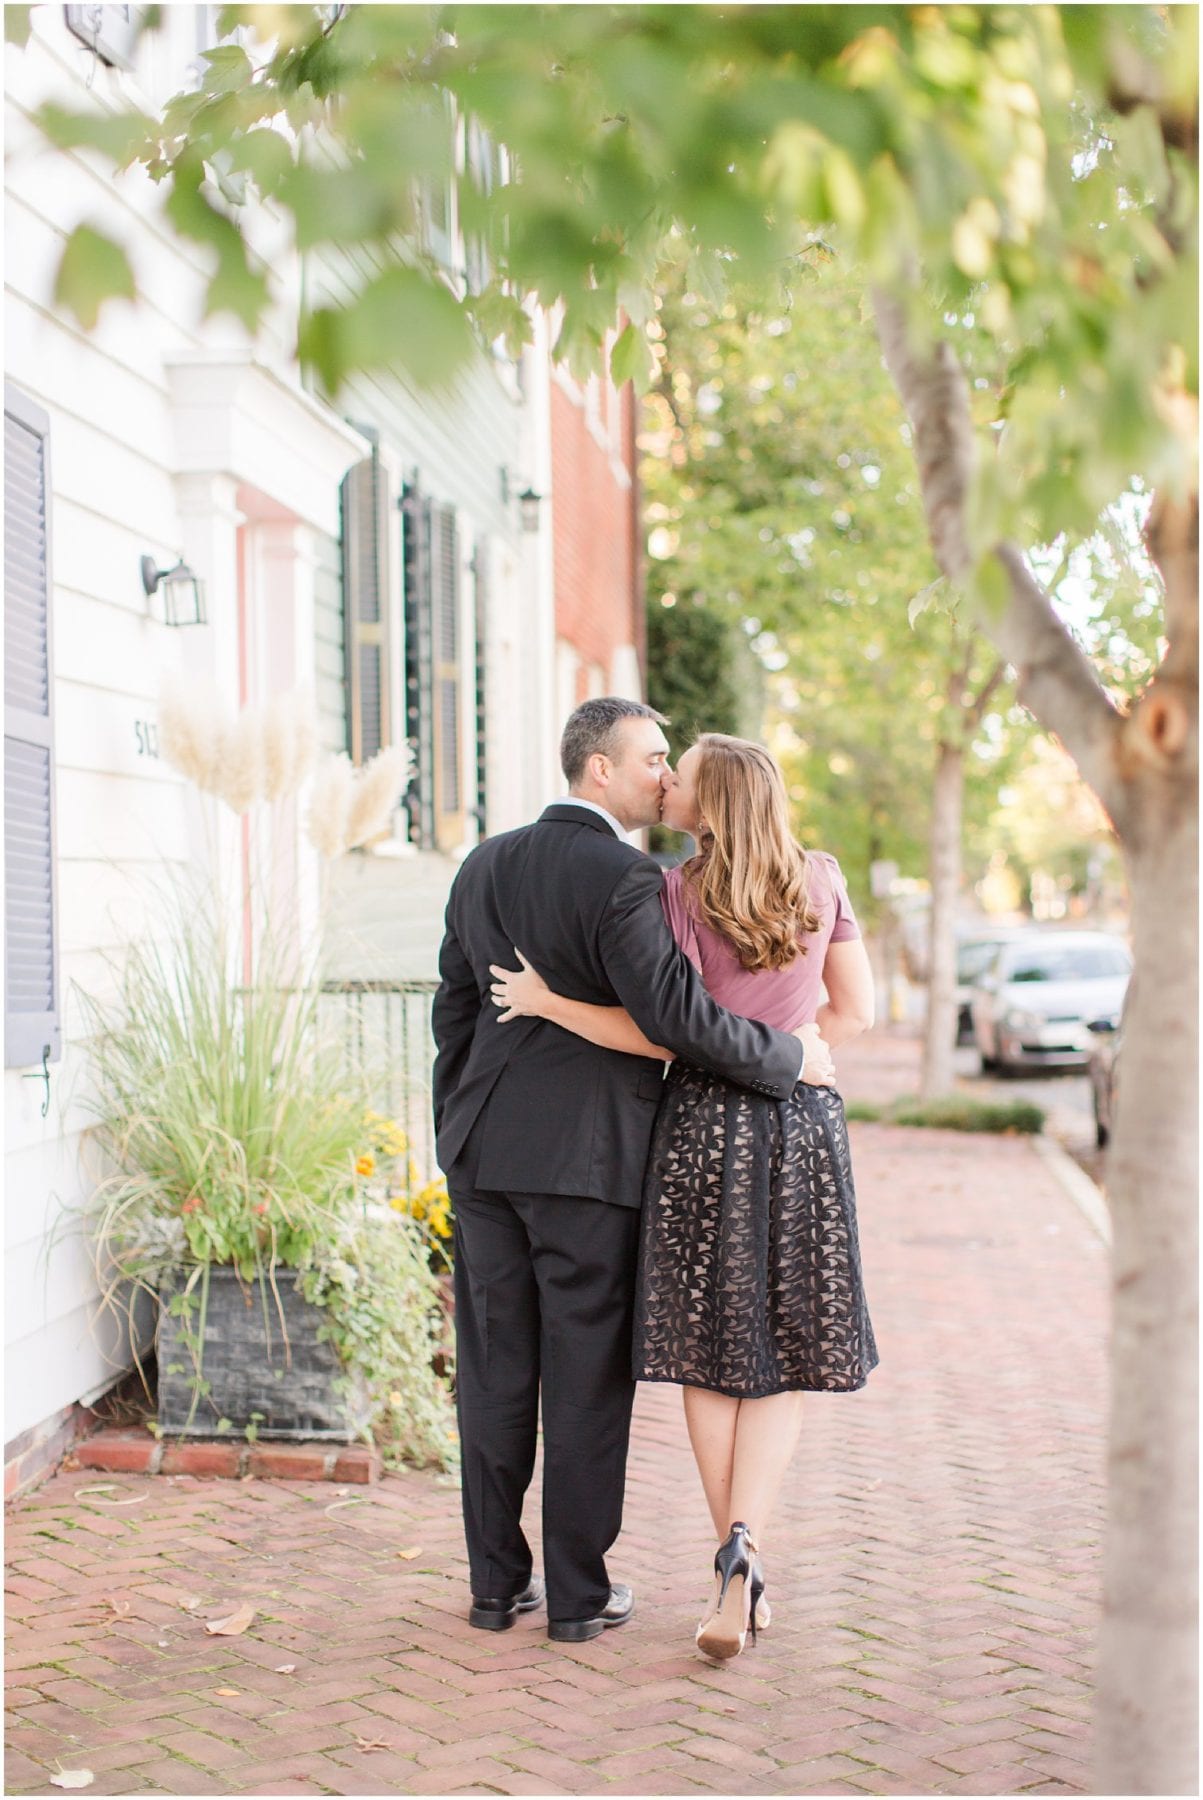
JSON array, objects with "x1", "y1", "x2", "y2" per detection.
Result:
[{"x1": 560, "y1": 697, "x2": 670, "y2": 786}]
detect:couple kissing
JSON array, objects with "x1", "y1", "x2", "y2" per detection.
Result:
[{"x1": 432, "y1": 696, "x2": 877, "y2": 1660}]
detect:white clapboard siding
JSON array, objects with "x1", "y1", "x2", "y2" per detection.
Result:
[
  {"x1": 4, "y1": 1130, "x2": 86, "y2": 1255},
  {"x1": 55, "y1": 768, "x2": 191, "y2": 864},
  {"x1": 313, "y1": 527, "x2": 347, "y2": 754},
  {"x1": 55, "y1": 679, "x2": 185, "y2": 783},
  {"x1": 52, "y1": 599, "x2": 172, "y2": 694},
  {"x1": 6, "y1": 1300, "x2": 135, "y2": 1434},
  {"x1": 56, "y1": 857, "x2": 158, "y2": 957},
  {"x1": 6, "y1": 1216, "x2": 105, "y2": 1336},
  {"x1": 52, "y1": 497, "x2": 185, "y2": 622}
]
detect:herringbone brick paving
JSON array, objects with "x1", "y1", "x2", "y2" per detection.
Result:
[{"x1": 6, "y1": 1039, "x2": 1108, "y2": 1796}]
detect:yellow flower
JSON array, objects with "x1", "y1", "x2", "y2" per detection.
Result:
[{"x1": 355, "y1": 1153, "x2": 376, "y2": 1178}]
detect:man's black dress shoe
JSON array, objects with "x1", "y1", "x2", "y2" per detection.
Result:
[
  {"x1": 548, "y1": 1583, "x2": 634, "y2": 1643},
  {"x1": 468, "y1": 1576, "x2": 545, "y2": 1632}
]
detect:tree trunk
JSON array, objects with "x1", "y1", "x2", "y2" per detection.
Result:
[
  {"x1": 921, "y1": 737, "x2": 963, "y2": 1099},
  {"x1": 873, "y1": 288, "x2": 1199, "y2": 1792},
  {"x1": 1096, "y1": 487, "x2": 1199, "y2": 1796},
  {"x1": 1097, "y1": 799, "x2": 1199, "y2": 1795}
]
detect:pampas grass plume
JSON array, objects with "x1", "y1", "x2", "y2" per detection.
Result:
[
  {"x1": 158, "y1": 674, "x2": 225, "y2": 793},
  {"x1": 344, "y1": 745, "x2": 414, "y2": 851},
  {"x1": 262, "y1": 689, "x2": 320, "y2": 802},
  {"x1": 307, "y1": 753, "x2": 356, "y2": 859},
  {"x1": 216, "y1": 707, "x2": 266, "y2": 816}
]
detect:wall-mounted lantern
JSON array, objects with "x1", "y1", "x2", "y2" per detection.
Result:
[
  {"x1": 499, "y1": 468, "x2": 544, "y2": 533},
  {"x1": 141, "y1": 555, "x2": 207, "y2": 627}
]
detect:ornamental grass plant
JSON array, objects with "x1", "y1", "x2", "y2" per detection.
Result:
[{"x1": 80, "y1": 888, "x2": 456, "y2": 1470}]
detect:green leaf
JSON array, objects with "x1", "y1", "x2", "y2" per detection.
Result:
[
  {"x1": 280, "y1": 163, "x2": 409, "y2": 251},
  {"x1": 907, "y1": 578, "x2": 949, "y2": 628},
  {"x1": 209, "y1": 149, "x2": 249, "y2": 209},
  {"x1": 204, "y1": 256, "x2": 270, "y2": 332},
  {"x1": 53, "y1": 224, "x2": 137, "y2": 330},
  {"x1": 198, "y1": 43, "x2": 253, "y2": 95},
  {"x1": 609, "y1": 322, "x2": 650, "y2": 389},
  {"x1": 38, "y1": 103, "x2": 154, "y2": 168},
  {"x1": 299, "y1": 265, "x2": 473, "y2": 395},
  {"x1": 216, "y1": 1417, "x2": 232, "y2": 1434},
  {"x1": 467, "y1": 284, "x2": 533, "y2": 359},
  {"x1": 5, "y1": 5, "x2": 33, "y2": 47},
  {"x1": 224, "y1": 128, "x2": 294, "y2": 197},
  {"x1": 684, "y1": 249, "x2": 729, "y2": 310},
  {"x1": 972, "y1": 553, "x2": 1011, "y2": 622}
]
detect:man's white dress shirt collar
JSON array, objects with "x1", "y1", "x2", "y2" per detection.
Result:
[{"x1": 556, "y1": 797, "x2": 626, "y2": 838}]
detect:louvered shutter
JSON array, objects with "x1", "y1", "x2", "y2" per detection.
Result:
[
  {"x1": 431, "y1": 505, "x2": 463, "y2": 851},
  {"x1": 472, "y1": 539, "x2": 489, "y2": 837},
  {"x1": 341, "y1": 448, "x2": 391, "y2": 765},
  {"x1": 401, "y1": 483, "x2": 435, "y2": 848},
  {"x1": 5, "y1": 385, "x2": 61, "y2": 1068}
]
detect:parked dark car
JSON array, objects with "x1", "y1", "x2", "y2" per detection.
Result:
[{"x1": 1087, "y1": 1013, "x2": 1122, "y2": 1147}]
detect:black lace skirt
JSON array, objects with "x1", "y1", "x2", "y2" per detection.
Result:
[{"x1": 633, "y1": 1063, "x2": 878, "y2": 1399}]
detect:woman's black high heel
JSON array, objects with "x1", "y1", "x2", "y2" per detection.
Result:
[
  {"x1": 696, "y1": 1522, "x2": 758, "y2": 1660},
  {"x1": 748, "y1": 1558, "x2": 765, "y2": 1646}
]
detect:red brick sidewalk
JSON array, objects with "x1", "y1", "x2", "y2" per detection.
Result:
[{"x1": 5, "y1": 1058, "x2": 1107, "y2": 1797}]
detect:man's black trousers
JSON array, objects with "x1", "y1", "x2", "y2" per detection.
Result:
[{"x1": 450, "y1": 1183, "x2": 641, "y2": 1624}]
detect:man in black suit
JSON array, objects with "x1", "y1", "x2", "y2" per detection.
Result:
[{"x1": 432, "y1": 698, "x2": 831, "y2": 1642}]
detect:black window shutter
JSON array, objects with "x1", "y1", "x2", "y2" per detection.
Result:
[
  {"x1": 4, "y1": 384, "x2": 61, "y2": 1068},
  {"x1": 431, "y1": 503, "x2": 463, "y2": 850},
  {"x1": 341, "y1": 447, "x2": 391, "y2": 765},
  {"x1": 401, "y1": 481, "x2": 435, "y2": 848},
  {"x1": 472, "y1": 539, "x2": 489, "y2": 837}
]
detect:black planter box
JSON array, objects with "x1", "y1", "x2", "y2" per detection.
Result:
[{"x1": 157, "y1": 1266, "x2": 368, "y2": 1440}]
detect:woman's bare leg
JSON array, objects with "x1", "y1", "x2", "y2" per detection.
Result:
[
  {"x1": 684, "y1": 1387, "x2": 805, "y2": 1543},
  {"x1": 727, "y1": 1391, "x2": 805, "y2": 1542},
  {"x1": 682, "y1": 1386, "x2": 739, "y2": 1535},
  {"x1": 685, "y1": 1387, "x2": 803, "y2": 1639}
]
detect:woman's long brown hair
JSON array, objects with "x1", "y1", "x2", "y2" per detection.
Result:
[{"x1": 682, "y1": 733, "x2": 821, "y2": 971}]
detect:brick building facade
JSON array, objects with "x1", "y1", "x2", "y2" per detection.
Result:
[{"x1": 549, "y1": 364, "x2": 644, "y2": 719}]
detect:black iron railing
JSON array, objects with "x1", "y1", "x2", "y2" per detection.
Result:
[{"x1": 318, "y1": 979, "x2": 441, "y2": 1179}]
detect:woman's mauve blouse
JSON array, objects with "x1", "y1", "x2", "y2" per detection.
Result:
[{"x1": 660, "y1": 851, "x2": 860, "y2": 1032}]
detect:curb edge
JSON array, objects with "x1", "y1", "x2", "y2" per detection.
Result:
[{"x1": 1034, "y1": 1132, "x2": 1112, "y2": 1247}]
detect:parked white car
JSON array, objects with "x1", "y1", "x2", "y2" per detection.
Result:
[
  {"x1": 971, "y1": 931, "x2": 1132, "y2": 1074},
  {"x1": 954, "y1": 928, "x2": 1027, "y2": 1043}
]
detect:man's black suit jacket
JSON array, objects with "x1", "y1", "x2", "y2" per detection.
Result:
[{"x1": 431, "y1": 803, "x2": 803, "y2": 1207}]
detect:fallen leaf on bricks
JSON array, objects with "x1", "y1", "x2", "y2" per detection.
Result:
[
  {"x1": 323, "y1": 1498, "x2": 363, "y2": 1516},
  {"x1": 396, "y1": 1546, "x2": 423, "y2": 1561},
  {"x1": 214, "y1": 1689, "x2": 241, "y2": 1697},
  {"x1": 205, "y1": 1603, "x2": 255, "y2": 1636},
  {"x1": 106, "y1": 1597, "x2": 131, "y2": 1619},
  {"x1": 274, "y1": 1664, "x2": 297, "y2": 1674},
  {"x1": 49, "y1": 1771, "x2": 94, "y2": 1790},
  {"x1": 177, "y1": 1596, "x2": 201, "y2": 1611},
  {"x1": 352, "y1": 1735, "x2": 391, "y2": 1753}
]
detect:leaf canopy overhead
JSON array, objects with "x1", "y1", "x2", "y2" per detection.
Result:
[{"x1": 28, "y1": 3, "x2": 1195, "y2": 556}]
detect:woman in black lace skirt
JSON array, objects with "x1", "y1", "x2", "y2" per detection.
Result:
[{"x1": 491, "y1": 734, "x2": 877, "y2": 1659}]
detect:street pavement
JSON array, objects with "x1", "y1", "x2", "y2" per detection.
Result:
[{"x1": 5, "y1": 1031, "x2": 1108, "y2": 1797}]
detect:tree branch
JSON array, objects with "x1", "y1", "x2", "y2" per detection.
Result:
[
  {"x1": 872, "y1": 284, "x2": 1127, "y2": 823},
  {"x1": 966, "y1": 658, "x2": 1009, "y2": 730}
]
